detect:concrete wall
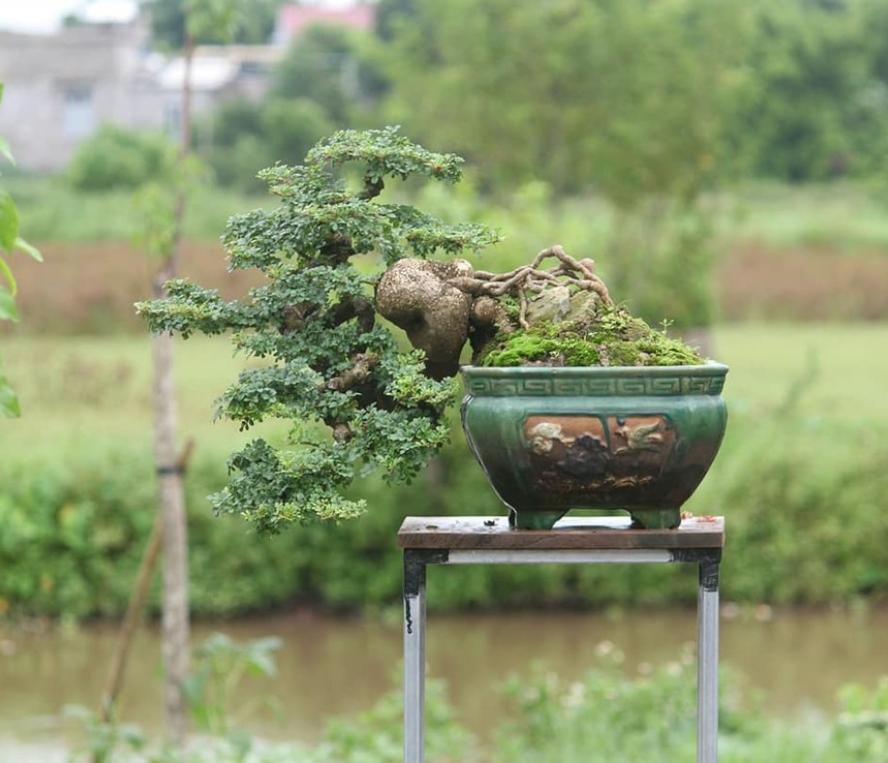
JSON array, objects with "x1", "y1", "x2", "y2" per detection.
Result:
[
  {"x1": 0, "y1": 22, "x2": 161, "y2": 171},
  {"x1": 0, "y1": 22, "x2": 277, "y2": 173}
]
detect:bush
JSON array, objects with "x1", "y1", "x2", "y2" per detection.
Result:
[
  {"x1": 67, "y1": 127, "x2": 176, "y2": 192},
  {"x1": 2, "y1": 388, "x2": 887, "y2": 620},
  {"x1": 0, "y1": 445, "x2": 310, "y2": 618}
]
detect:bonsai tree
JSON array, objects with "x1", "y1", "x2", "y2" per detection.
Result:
[{"x1": 138, "y1": 127, "x2": 702, "y2": 533}]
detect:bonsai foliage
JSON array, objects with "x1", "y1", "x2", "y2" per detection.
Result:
[
  {"x1": 139, "y1": 127, "x2": 703, "y2": 533},
  {"x1": 138, "y1": 127, "x2": 498, "y2": 531}
]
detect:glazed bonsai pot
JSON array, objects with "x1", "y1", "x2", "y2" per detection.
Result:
[{"x1": 460, "y1": 363, "x2": 728, "y2": 530}]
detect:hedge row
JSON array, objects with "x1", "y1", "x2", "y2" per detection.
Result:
[{"x1": 1, "y1": 410, "x2": 886, "y2": 618}]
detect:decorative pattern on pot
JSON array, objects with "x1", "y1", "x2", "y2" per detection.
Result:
[{"x1": 461, "y1": 364, "x2": 728, "y2": 530}]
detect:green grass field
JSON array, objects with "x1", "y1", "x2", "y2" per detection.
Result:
[
  {"x1": 2, "y1": 322, "x2": 884, "y2": 462},
  {"x1": 6, "y1": 176, "x2": 266, "y2": 243},
  {"x1": 1, "y1": 334, "x2": 261, "y2": 458},
  {"x1": 720, "y1": 181, "x2": 888, "y2": 252},
  {"x1": 9, "y1": 174, "x2": 888, "y2": 254}
]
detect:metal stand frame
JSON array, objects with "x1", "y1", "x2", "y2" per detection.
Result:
[{"x1": 403, "y1": 546, "x2": 721, "y2": 763}]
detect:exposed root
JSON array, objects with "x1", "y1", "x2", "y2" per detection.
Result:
[{"x1": 447, "y1": 245, "x2": 612, "y2": 328}]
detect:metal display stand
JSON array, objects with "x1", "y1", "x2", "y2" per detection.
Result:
[{"x1": 399, "y1": 515, "x2": 724, "y2": 763}]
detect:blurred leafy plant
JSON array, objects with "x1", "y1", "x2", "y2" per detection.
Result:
[
  {"x1": 133, "y1": 155, "x2": 207, "y2": 261},
  {"x1": 138, "y1": 127, "x2": 497, "y2": 533},
  {"x1": 0, "y1": 82, "x2": 42, "y2": 417},
  {"x1": 65, "y1": 704, "x2": 146, "y2": 763},
  {"x1": 310, "y1": 679, "x2": 477, "y2": 763},
  {"x1": 184, "y1": 633, "x2": 282, "y2": 744},
  {"x1": 832, "y1": 677, "x2": 888, "y2": 760},
  {"x1": 66, "y1": 653, "x2": 473, "y2": 763}
]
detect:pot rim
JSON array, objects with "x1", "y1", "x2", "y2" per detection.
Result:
[{"x1": 461, "y1": 360, "x2": 728, "y2": 377}]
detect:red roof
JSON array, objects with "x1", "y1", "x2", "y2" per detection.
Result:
[{"x1": 275, "y1": 4, "x2": 376, "y2": 42}]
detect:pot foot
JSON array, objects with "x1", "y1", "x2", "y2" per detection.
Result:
[
  {"x1": 509, "y1": 510, "x2": 566, "y2": 530},
  {"x1": 628, "y1": 508, "x2": 682, "y2": 530}
]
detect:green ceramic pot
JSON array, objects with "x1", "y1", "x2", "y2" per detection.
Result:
[{"x1": 460, "y1": 363, "x2": 728, "y2": 529}]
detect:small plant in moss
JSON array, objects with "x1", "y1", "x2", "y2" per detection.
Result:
[{"x1": 138, "y1": 127, "x2": 704, "y2": 533}]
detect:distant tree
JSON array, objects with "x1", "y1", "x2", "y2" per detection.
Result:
[
  {"x1": 261, "y1": 97, "x2": 333, "y2": 164},
  {"x1": 201, "y1": 96, "x2": 332, "y2": 192},
  {"x1": 724, "y1": 0, "x2": 878, "y2": 181},
  {"x1": 271, "y1": 24, "x2": 387, "y2": 125},
  {"x1": 198, "y1": 21, "x2": 385, "y2": 191},
  {"x1": 61, "y1": 13, "x2": 88, "y2": 27},
  {"x1": 383, "y1": 0, "x2": 740, "y2": 198},
  {"x1": 204, "y1": 97, "x2": 263, "y2": 148},
  {"x1": 142, "y1": 0, "x2": 284, "y2": 47},
  {"x1": 382, "y1": 0, "x2": 745, "y2": 334},
  {"x1": 375, "y1": 0, "x2": 419, "y2": 41}
]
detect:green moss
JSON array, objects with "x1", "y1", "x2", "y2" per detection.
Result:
[
  {"x1": 483, "y1": 333, "x2": 601, "y2": 367},
  {"x1": 481, "y1": 305, "x2": 704, "y2": 368}
]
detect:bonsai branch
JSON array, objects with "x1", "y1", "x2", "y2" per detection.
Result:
[
  {"x1": 326, "y1": 352, "x2": 378, "y2": 391},
  {"x1": 329, "y1": 296, "x2": 375, "y2": 333},
  {"x1": 360, "y1": 174, "x2": 385, "y2": 200},
  {"x1": 321, "y1": 233, "x2": 356, "y2": 262}
]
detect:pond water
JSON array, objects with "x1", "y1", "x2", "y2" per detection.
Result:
[{"x1": 1, "y1": 606, "x2": 886, "y2": 760}]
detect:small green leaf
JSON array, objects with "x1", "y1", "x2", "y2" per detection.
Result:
[
  {"x1": 0, "y1": 256, "x2": 16, "y2": 295},
  {"x1": 15, "y1": 237, "x2": 42, "y2": 262},
  {"x1": 0, "y1": 137, "x2": 13, "y2": 166},
  {"x1": 0, "y1": 191, "x2": 19, "y2": 251},
  {"x1": 0, "y1": 377, "x2": 20, "y2": 418},
  {"x1": 0, "y1": 288, "x2": 19, "y2": 321}
]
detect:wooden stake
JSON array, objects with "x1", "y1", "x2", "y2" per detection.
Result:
[{"x1": 97, "y1": 440, "x2": 194, "y2": 745}]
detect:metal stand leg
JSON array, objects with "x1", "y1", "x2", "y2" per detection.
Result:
[
  {"x1": 697, "y1": 558, "x2": 720, "y2": 763},
  {"x1": 404, "y1": 551, "x2": 427, "y2": 763}
]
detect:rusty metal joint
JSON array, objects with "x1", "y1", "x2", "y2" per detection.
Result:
[
  {"x1": 671, "y1": 548, "x2": 721, "y2": 591},
  {"x1": 671, "y1": 548, "x2": 721, "y2": 565},
  {"x1": 404, "y1": 549, "x2": 448, "y2": 597}
]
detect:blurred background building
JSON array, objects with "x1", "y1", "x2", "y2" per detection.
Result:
[{"x1": 0, "y1": 1, "x2": 374, "y2": 171}]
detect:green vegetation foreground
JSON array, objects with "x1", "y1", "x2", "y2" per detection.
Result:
[{"x1": 63, "y1": 633, "x2": 888, "y2": 762}]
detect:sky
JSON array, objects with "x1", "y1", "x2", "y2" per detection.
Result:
[
  {"x1": 0, "y1": 0, "x2": 362, "y2": 34},
  {"x1": 0, "y1": 0, "x2": 137, "y2": 32}
]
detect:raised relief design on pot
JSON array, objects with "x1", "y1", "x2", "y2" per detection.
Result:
[{"x1": 523, "y1": 415, "x2": 676, "y2": 494}]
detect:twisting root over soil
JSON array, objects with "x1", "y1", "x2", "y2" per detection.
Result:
[{"x1": 447, "y1": 245, "x2": 612, "y2": 328}]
